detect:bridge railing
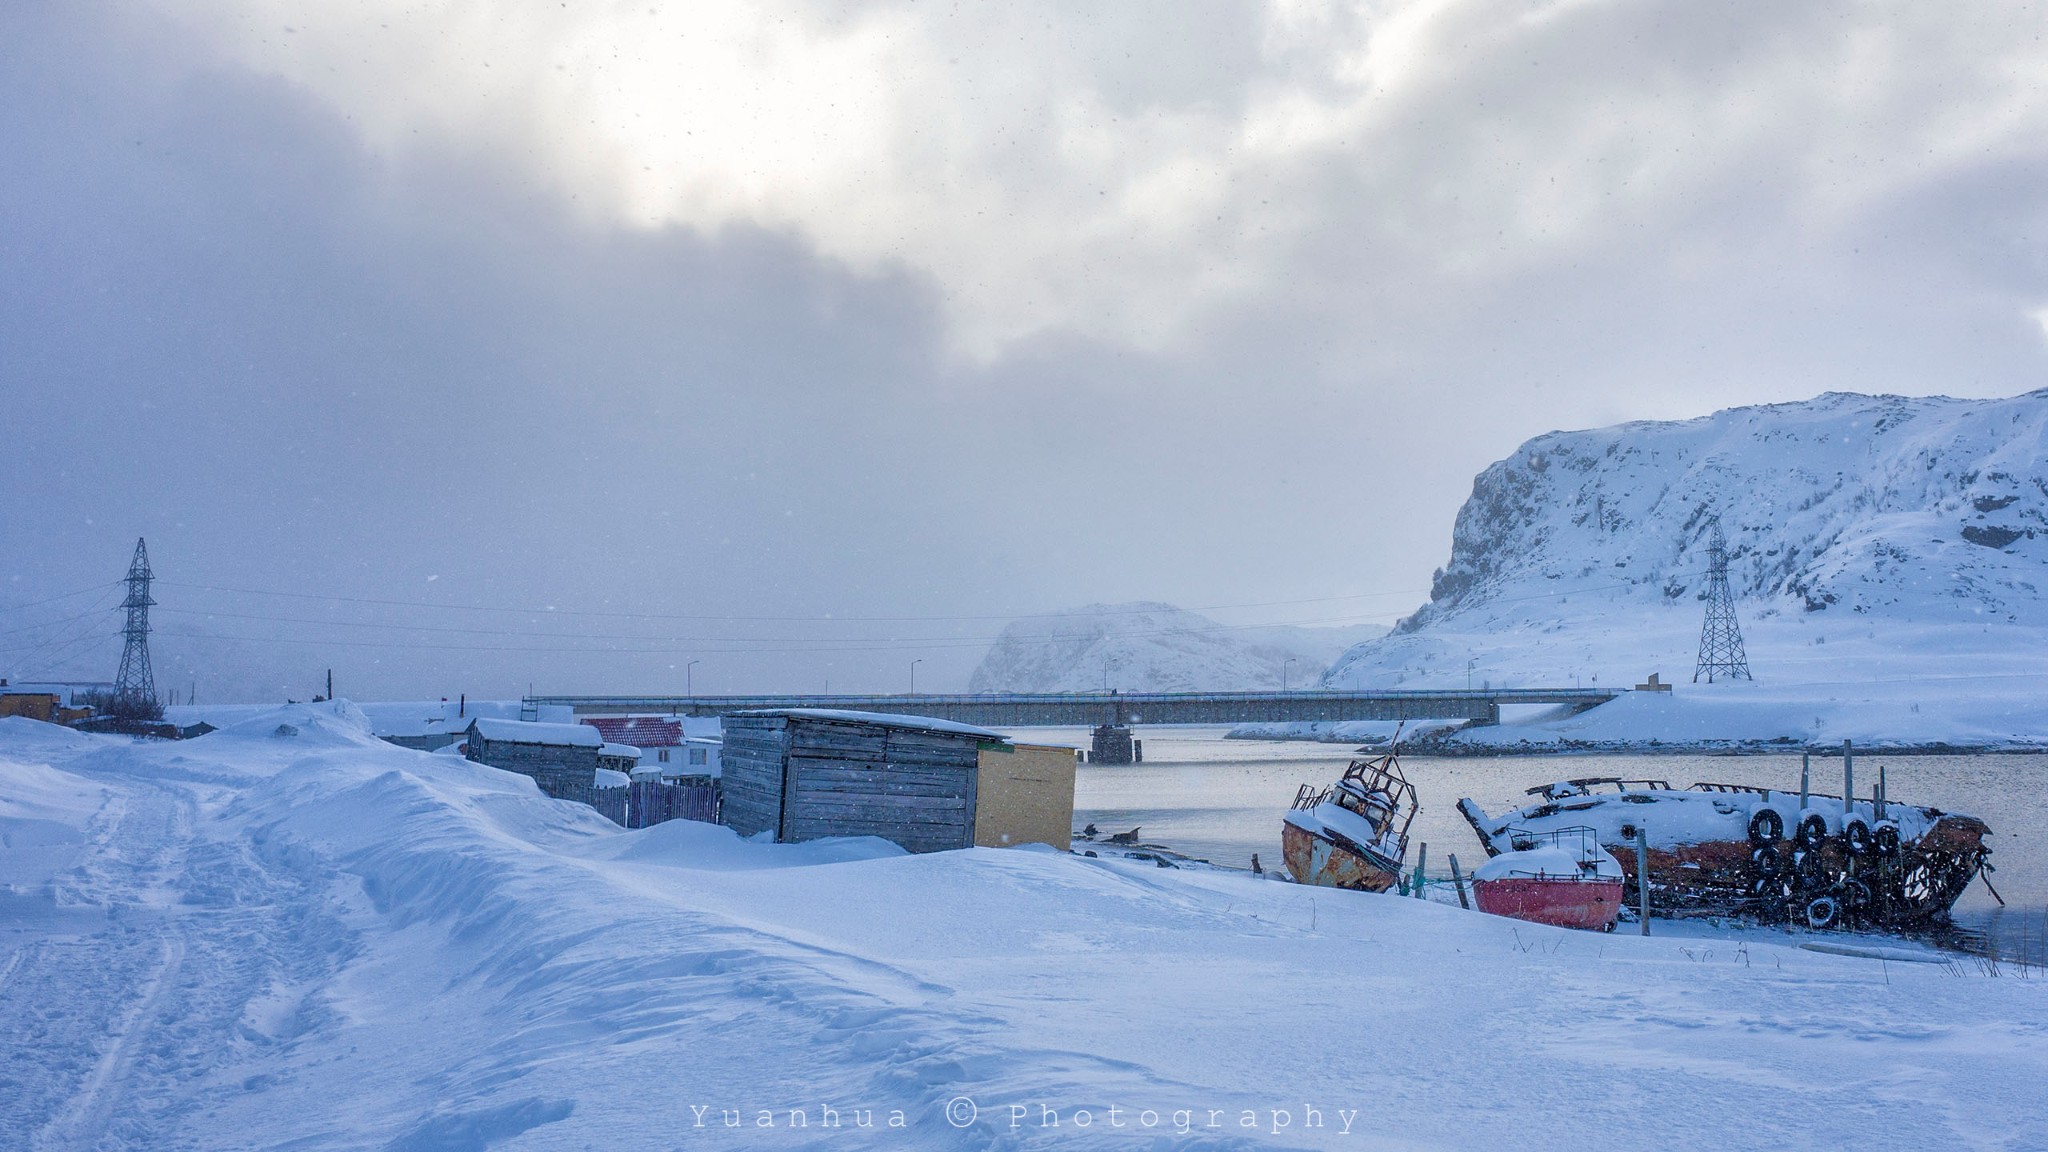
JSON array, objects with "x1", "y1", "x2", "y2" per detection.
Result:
[{"x1": 521, "y1": 688, "x2": 1616, "y2": 728}]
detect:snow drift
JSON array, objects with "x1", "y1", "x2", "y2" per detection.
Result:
[{"x1": 4, "y1": 708, "x2": 2046, "y2": 1149}]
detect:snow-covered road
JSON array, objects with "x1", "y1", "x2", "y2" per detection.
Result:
[{"x1": 4, "y1": 705, "x2": 2046, "y2": 1150}]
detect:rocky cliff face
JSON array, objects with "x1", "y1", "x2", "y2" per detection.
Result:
[
  {"x1": 1329, "y1": 389, "x2": 2048, "y2": 689},
  {"x1": 969, "y1": 602, "x2": 1384, "y2": 693}
]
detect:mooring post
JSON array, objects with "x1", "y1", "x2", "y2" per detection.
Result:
[
  {"x1": 1448, "y1": 853, "x2": 1471, "y2": 909},
  {"x1": 1877, "y1": 763, "x2": 1887, "y2": 820},
  {"x1": 1413, "y1": 842, "x2": 1428, "y2": 899},
  {"x1": 1635, "y1": 825, "x2": 1651, "y2": 936},
  {"x1": 1842, "y1": 739, "x2": 1854, "y2": 819},
  {"x1": 1800, "y1": 752, "x2": 1810, "y2": 812}
]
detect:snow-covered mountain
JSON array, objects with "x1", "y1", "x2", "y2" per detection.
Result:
[
  {"x1": 1326, "y1": 389, "x2": 2048, "y2": 703},
  {"x1": 969, "y1": 602, "x2": 1385, "y2": 692}
]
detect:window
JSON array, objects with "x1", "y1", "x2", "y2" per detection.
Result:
[
  {"x1": 658, "y1": 749, "x2": 669, "y2": 762},
  {"x1": 689, "y1": 748, "x2": 707, "y2": 765}
]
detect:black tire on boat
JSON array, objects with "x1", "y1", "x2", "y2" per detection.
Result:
[
  {"x1": 1805, "y1": 895, "x2": 1840, "y2": 929},
  {"x1": 1748, "y1": 808, "x2": 1784, "y2": 845},
  {"x1": 1842, "y1": 820, "x2": 1872, "y2": 856},
  {"x1": 1749, "y1": 873, "x2": 1789, "y2": 921},
  {"x1": 1841, "y1": 878, "x2": 1872, "y2": 912},
  {"x1": 1797, "y1": 813, "x2": 1829, "y2": 848},
  {"x1": 1873, "y1": 824, "x2": 1901, "y2": 858},
  {"x1": 1750, "y1": 843, "x2": 1781, "y2": 875}
]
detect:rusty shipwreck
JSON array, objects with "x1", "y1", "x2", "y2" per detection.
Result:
[
  {"x1": 1282, "y1": 747, "x2": 1418, "y2": 891},
  {"x1": 1458, "y1": 762, "x2": 1991, "y2": 930}
]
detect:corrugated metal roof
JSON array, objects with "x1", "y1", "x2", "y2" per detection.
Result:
[{"x1": 581, "y1": 716, "x2": 683, "y2": 747}]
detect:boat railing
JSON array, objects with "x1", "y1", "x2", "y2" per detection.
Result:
[
  {"x1": 1347, "y1": 755, "x2": 1419, "y2": 861},
  {"x1": 1689, "y1": 782, "x2": 1864, "y2": 806},
  {"x1": 1524, "y1": 777, "x2": 1672, "y2": 796},
  {"x1": 1505, "y1": 824, "x2": 1605, "y2": 864},
  {"x1": 1291, "y1": 783, "x2": 1331, "y2": 811}
]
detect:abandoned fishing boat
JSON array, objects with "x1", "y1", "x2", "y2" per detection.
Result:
[
  {"x1": 1468, "y1": 826, "x2": 1625, "y2": 931},
  {"x1": 1282, "y1": 748, "x2": 1418, "y2": 891},
  {"x1": 1457, "y1": 759, "x2": 1991, "y2": 930}
]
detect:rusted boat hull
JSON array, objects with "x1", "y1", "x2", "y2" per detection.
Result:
[
  {"x1": 1460, "y1": 782, "x2": 1993, "y2": 930},
  {"x1": 1282, "y1": 820, "x2": 1401, "y2": 892},
  {"x1": 1603, "y1": 815, "x2": 1990, "y2": 926},
  {"x1": 1472, "y1": 878, "x2": 1624, "y2": 931}
]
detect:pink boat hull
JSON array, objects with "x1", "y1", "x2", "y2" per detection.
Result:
[{"x1": 1471, "y1": 877, "x2": 1624, "y2": 931}]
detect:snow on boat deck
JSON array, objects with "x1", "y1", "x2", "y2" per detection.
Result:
[{"x1": 1, "y1": 704, "x2": 2043, "y2": 1149}]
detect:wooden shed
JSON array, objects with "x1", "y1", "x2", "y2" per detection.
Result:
[
  {"x1": 464, "y1": 717, "x2": 603, "y2": 804},
  {"x1": 721, "y1": 710, "x2": 1074, "y2": 854}
]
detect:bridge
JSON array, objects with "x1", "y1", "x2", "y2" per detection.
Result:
[{"x1": 522, "y1": 688, "x2": 1619, "y2": 763}]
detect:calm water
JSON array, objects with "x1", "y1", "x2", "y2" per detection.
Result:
[{"x1": 1044, "y1": 726, "x2": 2048, "y2": 956}]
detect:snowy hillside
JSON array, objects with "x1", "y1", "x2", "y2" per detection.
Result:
[
  {"x1": 4, "y1": 708, "x2": 2045, "y2": 1148},
  {"x1": 1315, "y1": 390, "x2": 2048, "y2": 745},
  {"x1": 969, "y1": 602, "x2": 1384, "y2": 692}
]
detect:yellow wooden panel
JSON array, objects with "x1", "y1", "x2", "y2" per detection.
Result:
[{"x1": 974, "y1": 743, "x2": 1077, "y2": 851}]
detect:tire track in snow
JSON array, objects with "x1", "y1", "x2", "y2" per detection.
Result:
[
  {"x1": 6, "y1": 752, "x2": 360, "y2": 1151},
  {"x1": 37, "y1": 933, "x2": 186, "y2": 1150}
]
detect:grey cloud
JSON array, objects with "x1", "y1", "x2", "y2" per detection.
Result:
[{"x1": 7, "y1": 1, "x2": 2048, "y2": 701}]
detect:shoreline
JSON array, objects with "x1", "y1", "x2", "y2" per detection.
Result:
[{"x1": 1228, "y1": 732, "x2": 2048, "y2": 757}]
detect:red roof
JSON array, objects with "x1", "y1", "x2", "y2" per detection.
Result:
[{"x1": 581, "y1": 716, "x2": 683, "y2": 747}]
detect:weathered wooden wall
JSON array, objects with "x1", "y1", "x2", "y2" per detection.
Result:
[
  {"x1": 719, "y1": 715, "x2": 792, "y2": 839},
  {"x1": 590, "y1": 781, "x2": 720, "y2": 829},
  {"x1": 467, "y1": 737, "x2": 600, "y2": 805},
  {"x1": 719, "y1": 714, "x2": 984, "y2": 853}
]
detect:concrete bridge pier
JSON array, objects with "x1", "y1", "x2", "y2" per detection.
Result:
[{"x1": 1090, "y1": 724, "x2": 1139, "y2": 765}]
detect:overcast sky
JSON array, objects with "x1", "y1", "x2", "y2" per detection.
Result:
[{"x1": 7, "y1": 1, "x2": 2048, "y2": 701}]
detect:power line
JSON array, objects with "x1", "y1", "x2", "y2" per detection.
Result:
[
  {"x1": 0, "y1": 603, "x2": 117, "y2": 639},
  {"x1": 1, "y1": 587, "x2": 123, "y2": 672},
  {"x1": 154, "y1": 603, "x2": 1397, "y2": 646},
  {"x1": 0, "y1": 581, "x2": 121, "y2": 615},
  {"x1": 156, "y1": 579, "x2": 1433, "y2": 624},
  {"x1": 147, "y1": 573, "x2": 1721, "y2": 658},
  {"x1": 154, "y1": 606, "x2": 1411, "y2": 656}
]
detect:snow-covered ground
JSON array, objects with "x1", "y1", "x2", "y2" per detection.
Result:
[{"x1": 4, "y1": 704, "x2": 2045, "y2": 1149}]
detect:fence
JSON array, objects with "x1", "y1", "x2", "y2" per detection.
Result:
[{"x1": 590, "y1": 781, "x2": 721, "y2": 829}]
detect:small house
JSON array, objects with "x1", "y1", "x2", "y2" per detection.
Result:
[
  {"x1": 584, "y1": 716, "x2": 720, "y2": 775},
  {"x1": 720, "y1": 709, "x2": 1074, "y2": 854},
  {"x1": 465, "y1": 717, "x2": 603, "y2": 804},
  {"x1": 0, "y1": 680, "x2": 96, "y2": 725},
  {"x1": 584, "y1": 715, "x2": 721, "y2": 783}
]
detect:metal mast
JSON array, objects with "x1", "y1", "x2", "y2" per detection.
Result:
[
  {"x1": 113, "y1": 537, "x2": 158, "y2": 708},
  {"x1": 1694, "y1": 518, "x2": 1751, "y2": 683}
]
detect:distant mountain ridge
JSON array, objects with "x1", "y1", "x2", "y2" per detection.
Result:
[
  {"x1": 969, "y1": 602, "x2": 1386, "y2": 693},
  {"x1": 1325, "y1": 389, "x2": 2048, "y2": 692}
]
